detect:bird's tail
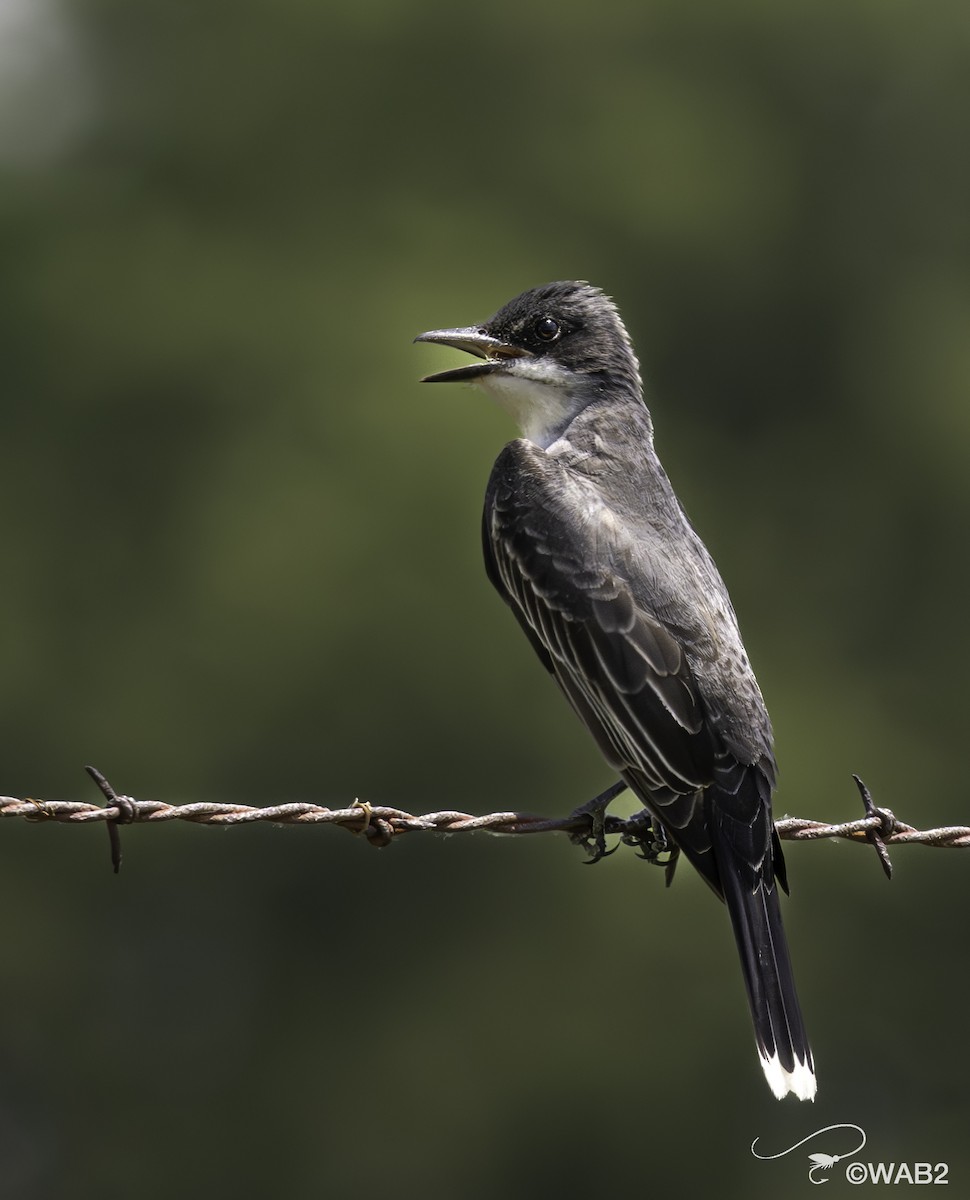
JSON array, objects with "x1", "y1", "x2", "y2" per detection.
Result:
[{"x1": 717, "y1": 836, "x2": 816, "y2": 1101}]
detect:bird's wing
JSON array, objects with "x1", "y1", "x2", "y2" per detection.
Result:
[{"x1": 483, "y1": 441, "x2": 773, "y2": 887}]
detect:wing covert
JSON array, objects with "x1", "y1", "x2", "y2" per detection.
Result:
[{"x1": 483, "y1": 446, "x2": 721, "y2": 807}]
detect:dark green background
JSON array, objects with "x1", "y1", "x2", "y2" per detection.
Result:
[{"x1": 1, "y1": 1, "x2": 967, "y2": 1196}]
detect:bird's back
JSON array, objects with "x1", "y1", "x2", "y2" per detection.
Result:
[{"x1": 484, "y1": 403, "x2": 776, "y2": 779}]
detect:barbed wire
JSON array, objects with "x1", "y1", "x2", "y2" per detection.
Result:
[{"x1": 1, "y1": 767, "x2": 967, "y2": 878}]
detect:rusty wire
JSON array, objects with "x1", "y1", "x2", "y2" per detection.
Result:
[{"x1": 0, "y1": 766, "x2": 967, "y2": 877}]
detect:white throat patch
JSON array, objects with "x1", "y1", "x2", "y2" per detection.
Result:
[{"x1": 474, "y1": 358, "x2": 590, "y2": 450}]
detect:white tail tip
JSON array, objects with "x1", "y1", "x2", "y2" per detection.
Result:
[{"x1": 761, "y1": 1050, "x2": 817, "y2": 1101}]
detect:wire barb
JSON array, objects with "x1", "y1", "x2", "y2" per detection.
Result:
[
  {"x1": 1, "y1": 770, "x2": 968, "y2": 873},
  {"x1": 84, "y1": 764, "x2": 135, "y2": 874},
  {"x1": 852, "y1": 773, "x2": 894, "y2": 879}
]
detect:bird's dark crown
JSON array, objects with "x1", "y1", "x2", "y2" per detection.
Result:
[{"x1": 481, "y1": 281, "x2": 642, "y2": 396}]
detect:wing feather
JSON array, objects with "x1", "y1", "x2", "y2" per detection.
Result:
[{"x1": 482, "y1": 439, "x2": 778, "y2": 891}]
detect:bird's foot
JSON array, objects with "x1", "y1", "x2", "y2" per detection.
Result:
[
  {"x1": 568, "y1": 780, "x2": 627, "y2": 864},
  {"x1": 622, "y1": 810, "x2": 681, "y2": 886}
]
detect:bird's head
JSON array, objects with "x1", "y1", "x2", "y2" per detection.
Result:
[{"x1": 414, "y1": 281, "x2": 643, "y2": 448}]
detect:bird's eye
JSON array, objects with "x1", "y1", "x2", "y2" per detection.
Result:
[{"x1": 534, "y1": 316, "x2": 560, "y2": 341}]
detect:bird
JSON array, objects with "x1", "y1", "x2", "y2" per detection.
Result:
[{"x1": 413, "y1": 280, "x2": 816, "y2": 1102}]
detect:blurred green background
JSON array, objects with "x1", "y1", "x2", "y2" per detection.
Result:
[{"x1": 1, "y1": 0, "x2": 968, "y2": 1196}]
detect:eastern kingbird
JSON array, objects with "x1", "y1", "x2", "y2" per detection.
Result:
[{"x1": 414, "y1": 281, "x2": 816, "y2": 1101}]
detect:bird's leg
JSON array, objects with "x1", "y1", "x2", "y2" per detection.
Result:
[
  {"x1": 622, "y1": 810, "x2": 681, "y2": 886},
  {"x1": 568, "y1": 779, "x2": 627, "y2": 863}
]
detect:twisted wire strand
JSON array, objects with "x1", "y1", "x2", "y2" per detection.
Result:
[{"x1": 2, "y1": 790, "x2": 968, "y2": 849}]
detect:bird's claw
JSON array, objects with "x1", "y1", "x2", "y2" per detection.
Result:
[
  {"x1": 568, "y1": 779, "x2": 627, "y2": 863},
  {"x1": 621, "y1": 811, "x2": 681, "y2": 886},
  {"x1": 575, "y1": 814, "x2": 621, "y2": 865}
]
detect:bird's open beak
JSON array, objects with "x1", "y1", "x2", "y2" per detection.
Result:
[{"x1": 414, "y1": 325, "x2": 531, "y2": 383}]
